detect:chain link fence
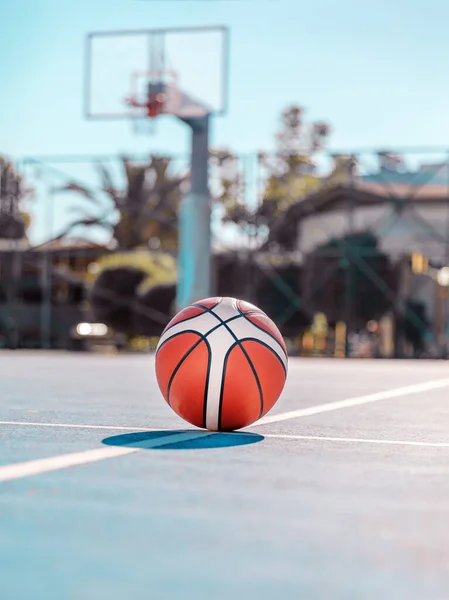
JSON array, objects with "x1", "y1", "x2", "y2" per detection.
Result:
[{"x1": 0, "y1": 149, "x2": 448, "y2": 356}]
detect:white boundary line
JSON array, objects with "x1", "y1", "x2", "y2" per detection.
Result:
[
  {"x1": 250, "y1": 378, "x2": 449, "y2": 427},
  {"x1": 2, "y1": 377, "x2": 449, "y2": 482},
  {"x1": 263, "y1": 433, "x2": 449, "y2": 448},
  {"x1": 0, "y1": 431, "x2": 212, "y2": 483},
  {"x1": 0, "y1": 421, "x2": 162, "y2": 432},
  {"x1": 3, "y1": 378, "x2": 449, "y2": 435},
  {"x1": 1, "y1": 421, "x2": 448, "y2": 448}
]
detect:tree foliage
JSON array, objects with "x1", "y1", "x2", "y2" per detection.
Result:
[
  {"x1": 51, "y1": 105, "x2": 332, "y2": 254},
  {"x1": 213, "y1": 105, "x2": 331, "y2": 248},
  {"x1": 0, "y1": 156, "x2": 32, "y2": 240},
  {"x1": 259, "y1": 104, "x2": 329, "y2": 210},
  {"x1": 57, "y1": 155, "x2": 187, "y2": 252},
  {"x1": 87, "y1": 250, "x2": 177, "y2": 335}
]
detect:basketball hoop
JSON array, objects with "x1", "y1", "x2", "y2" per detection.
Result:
[
  {"x1": 123, "y1": 69, "x2": 208, "y2": 133},
  {"x1": 124, "y1": 89, "x2": 168, "y2": 134},
  {"x1": 124, "y1": 92, "x2": 166, "y2": 119},
  {"x1": 147, "y1": 93, "x2": 167, "y2": 118}
]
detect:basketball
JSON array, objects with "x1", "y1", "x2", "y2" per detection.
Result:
[{"x1": 155, "y1": 297, "x2": 288, "y2": 431}]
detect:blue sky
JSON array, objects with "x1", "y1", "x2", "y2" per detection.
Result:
[{"x1": 2, "y1": 0, "x2": 449, "y2": 242}]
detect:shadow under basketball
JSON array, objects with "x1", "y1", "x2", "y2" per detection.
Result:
[{"x1": 102, "y1": 430, "x2": 264, "y2": 450}]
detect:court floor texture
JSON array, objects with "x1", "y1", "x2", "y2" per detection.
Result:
[{"x1": 1, "y1": 352, "x2": 449, "y2": 600}]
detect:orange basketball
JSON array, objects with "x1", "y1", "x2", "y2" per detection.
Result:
[{"x1": 155, "y1": 297, "x2": 288, "y2": 431}]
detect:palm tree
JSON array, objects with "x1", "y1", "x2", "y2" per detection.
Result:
[
  {"x1": 17, "y1": 155, "x2": 187, "y2": 341},
  {"x1": 54, "y1": 155, "x2": 187, "y2": 252},
  {"x1": 211, "y1": 106, "x2": 331, "y2": 250}
]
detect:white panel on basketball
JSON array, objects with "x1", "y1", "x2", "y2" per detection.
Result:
[
  {"x1": 207, "y1": 297, "x2": 236, "y2": 319},
  {"x1": 178, "y1": 301, "x2": 241, "y2": 430},
  {"x1": 202, "y1": 299, "x2": 287, "y2": 430},
  {"x1": 211, "y1": 299, "x2": 286, "y2": 367},
  {"x1": 226, "y1": 317, "x2": 288, "y2": 370},
  {"x1": 203, "y1": 325, "x2": 237, "y2": 430},
  {"x1": 156, "y1": 310, "x2": 219, "y2": 349}
]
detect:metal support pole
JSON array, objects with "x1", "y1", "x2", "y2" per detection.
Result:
[{"x1": 176, "y1": 115, "x2": 211, "y2": 311}]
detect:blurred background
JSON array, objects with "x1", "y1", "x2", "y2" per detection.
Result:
[{"x1": 1, "y1": 0, "x2": 449, "y2": 359}]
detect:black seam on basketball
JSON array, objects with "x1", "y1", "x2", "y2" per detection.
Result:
[
  {"x1": 159, "y1": 314, "x2": 245, "y2": 412},
  {"x1": 241, "y1": 345, "x2": 264, "y2": 420},
  {"x1": 202, "y1": 341, "x2": 212, "y2": 429},
  {"x1": 191, "y1": 298, "x2": 221, "y2": 311},
  {"x1": 235, "y1": 305, "x2": 288, "y2": 360},
  {"x1": 197, "y1": 299, "x2": 266, "y2": 418},
  {"x1": 186, "y1": 307, "x2": 266, "y2": 416},
  {"x1": 162, "y1": 298, "x2": 222, "y2": 335},
  {"x1": 156, "y1": 329, "x2": 204, "y2": 357},
  {"x1": 166, "y1": 335, "x2": 212, "y2": 418},
  {"x1": 166, "y1": 336, "x2": 203, "y2": 406},
  {"x1": 155, "y1": 313, "x2": 243, "y2": 356},
  {"x1": 195, "y1": 303, "x2": 285, "y2": 363},
  {"x1": 162, "y1": 312, "x2": 209, "y2": 334},
  {"x1": 217, "y1": 345, "x2": 232, "y2": 430},
  {"x1": 192, "y1": 304, "x2": 231, "y2": 326},
  {"x1": 217, "y1": 339, "x2": 264, "y2": 427},
  {"x1": 239, "y1": 337, "x2": 287, "y2": 375}
]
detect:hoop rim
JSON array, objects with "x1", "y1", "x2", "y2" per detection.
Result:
[{"x1": 124, "y1": 69, "x2": 179, "y2": 119}]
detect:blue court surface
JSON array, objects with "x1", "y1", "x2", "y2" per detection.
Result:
[{"x1": 1, "y1": 352, "x2": 449, "y2": 600}]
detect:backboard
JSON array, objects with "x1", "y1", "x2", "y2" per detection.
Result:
[{"x1": 84, "y1": 25, "x2": 229, "y2": 122}]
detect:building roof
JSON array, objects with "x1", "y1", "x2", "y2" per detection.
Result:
[
  {"x1": 268, "y1": 170, "x2": 449, "y2": 250},
  {"x1": 32, "y1": 237, "x2": 109, "y2": 252},
  {"x1": 282, "y1": 176, "x2": 449, "y2": 225}
]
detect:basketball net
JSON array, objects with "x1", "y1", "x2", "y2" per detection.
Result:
[
  {"x1": 147, "y1": 93, "x2": 166, "y2": 118},
  {"x1": 125, "y1": 92, "x2": 166, "y2": 135}
]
